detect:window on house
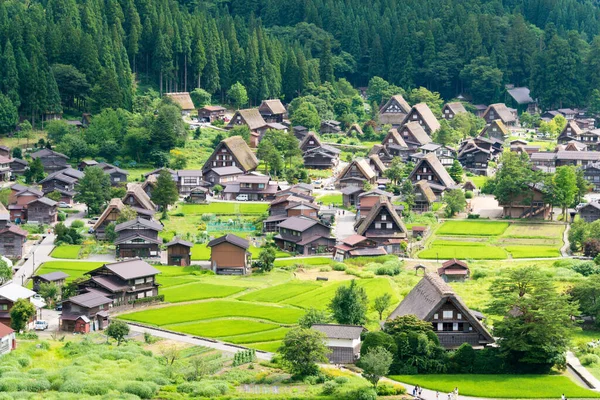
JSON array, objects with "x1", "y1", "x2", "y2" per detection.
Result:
[
  {"x1": 387, "y1": 223, "x2": 393, "y2": 229},
  {"x1": 137, "y1": 292, "x2": 145, "y2": 299},
  {"x1": 99, "y1": 304, "x2": 104, "y2": 310},
  {"x1": 443, "y1": 310, "x2": 453, "y2": 319},
  {"x1": 134, "y1": 278, "x2": 144, "y2": 285},
  {"x1": 457, "y1": 313, "x2": 462, "y2": 319},
  {"x1": 433, "y1": 313, "x2": 439, "y2": 319},
  {"x1": 453, "y1": 322, "x2": 459, "y2": 331},
  {"x1": 0, "y1": 305, "x2": 7, "y2": 311},
  {"x1": 375, "y1": 223, "x2": 381, "y2": 229},
  {"x1": 381, "y1": 215, "x2": 387, "y2": 221}
]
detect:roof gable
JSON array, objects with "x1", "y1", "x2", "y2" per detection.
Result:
[
  {"x1": 379, "y1": 95, "x2": 411, "y2": 114},
  {"x1": 483, "y1": 103, "x2": 515, "y2": 123},
  {"x1": 356, "y1": 197, "x2": 407, "y2": 237},
  {"x1": 410, "y1": 153, "x2": 456, "y2": 188},
  {"x1": 404, "y1": 103, "x2": 441, "y2": 133},
  {"x1": 443, "y1": 102, "x2": 467, "y2": 115},
  {"x1": 165, "y1": 92, "x2": 194, "y2": 110},
  {"x1": 230, "y1": 108, "x2": 267, "y2": 130},
  {"x1": 400, "y1": 122, "x2": 432, "y2": 146},
  {"x1": 382, "y1": 129, "x2": 407, "y2": 148},
  {"x1": 259, "y1": 99, "x2": 286, "y2": 115},
  {"x1": 339, "y1": 159, "x2": 376, "y2": 181},
  {"x1": 207, "y1": 233, "x2": 249, "y2": 249},
  {"x1": 299, "y1": 131, "x2": 322, "y2": 151}
]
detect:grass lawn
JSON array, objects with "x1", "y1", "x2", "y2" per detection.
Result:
[
  {"x1": 467, "y1": 175, "x2": 487, "y2": 188},
  {"x1": 274, "y1": 257, "x2": 332, "y2": 267},
  {"x1": 179, "y1": 203, "x2": 268, "y2": 215},
  {"x1": 160, "y1": 282, "x2": 246, "y2": 303},
  {"x1": 191, "y1": 243, "x2": 210, "y2": 260},
  {"x1": 156, "y1": 276, "x2": 198, "y2": 288},
  {"x1": 238, "y1": 281, "x2": 321, "y2": 303},
  {"x1": 50, "y1": 245, "x2": 82, "y2": 259},
  {"x1": 317, "y1": 193, "x2": 343, "y2": 206},
  {"x1": 120, "y1": 300, "x2": 304, "y2": 325},
  {"x1": 436, "y1": 221, "x2": 509, "y2": 236},
  {"x1": 248, "y1": 340, "x2": 283, "y2": 352},
  {"x1": 505, "y1": 246, "x2": 561, "y2": 258},
  {"x1": 418, "y1": 243, "x2": 507, "y2": 259},
  {"x1": 164, "y1": 319, "x2": 280, "y2": 337},
  {"x1": 388, "y1": 374, "x2": 598, "y2": 398},
  {"x1": 34, "y1": 261, "x2": 104, "y2": 282}
]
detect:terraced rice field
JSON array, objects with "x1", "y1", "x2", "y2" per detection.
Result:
[
  {"x1": 418, "y1": 221, "x2": 565, "y2": 260},
  {"x1": 50, "y1": 245, "x2": 82, "y2": 259}
]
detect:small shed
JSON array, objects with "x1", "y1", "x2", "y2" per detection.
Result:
[
  {"x1": 412, "y1": 226, "x2": 427, "y2": 239},
  {"x1": 74, "y1": 315, "x2": 91, "y2": 334},
  {"x1": 438, "y1": 259, "x2": 470, "y2": 282},
  {"x1": 166, "y1": 237, "x2": 193, "y2": 266},
  {"x1": 207, "y1": 234, "x2": 251, "y2": 275},
  {"x1": 32, "y1": 271, "x2": 69, "y2": 292},
  {"x1": 0, "y1": 323, "x2": 15, "y2": 355},
  {"x1": 188, "y1": 186, "x2": 208, "y2": 203},
  {"x1": 311, "y1": 324, "x2": 366, "y2": 364},
  {"x1": 414, "y1": 264, "x2": 426, "y2": 275},
  {"x1": 463, "y1": 181, "x2": 477, "y2": 192},
  {"x1": 165, "y1": 92, "x2": 195, "y2": 114}
]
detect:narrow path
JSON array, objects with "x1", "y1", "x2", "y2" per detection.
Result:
[
  {"x1": 561, "y1": 224, "x2": 571, "y2": 258},
  {"x1": 567, "y1": 351, "x2": 600, "y2": 391}
]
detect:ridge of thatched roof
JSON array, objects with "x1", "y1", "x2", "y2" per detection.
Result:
[
  {"x1": 165, "y1": 92, "x2": 194, "y2": 110},
  {"x1": 380, "y1": 95, "x2": 411, "y2": 114},
  {"x1": 415, "y1": 180, "x2": 436, "y2": 203},
  {"x1": 222, "y1": 136, "x2": 259, "y2": 172},
  {"x1": 260, "y1": 99, "x2": 286, "y2": 115},
  {"x1": 339, "y1": 158, "x2": 376, "y2": 181},
  {"x1": 356, "y1": 196, "x2": 407, "y2": 237},
  {"x1": 93, "y1": 198, "x2": 124, "y2": 231},
  {"x1": 410, "y1": 153, "x2": 456, "y2": 188},
  {"x1": 407, "y1": 103, "x2": 441, "y2": 133},
  {"x1": 124, "y1": 183, "x2": 156, "y2": 211},
  {"x1": 233, "y1": 108, "x2": 267, "y2": 130},
  {"x1": 382, "y1": 128, "x2": 408, "y2": 148},
  {"x1": 483, "y1": 103, "x2": 516, "y2": 123},
  {"x1": 402, "y1": 121, "x2": 431, "y2": 146},
  {"x1": 369, "y1": 154, "x2": 387, "y2": 174},
  {"x1": 443, "y1": 102, "x2": 467, "y2": 115},
  {"x1": 299, "y1": 131, "x2": 322, "y2": 150},
  {"x1": 347, "y1": 123, "x2": 364, "y2": 136}
]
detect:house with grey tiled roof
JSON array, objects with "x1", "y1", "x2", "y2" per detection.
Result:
[{"x1": 312, "y1": 324, "x2": 366, "y2": 364}]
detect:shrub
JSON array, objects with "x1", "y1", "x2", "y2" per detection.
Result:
[
  {"x1": 20, "y1": 378, "x2": 50, "y2": 392},
  {"x1": 321, "y1": 381, "x2": 338, "y2": 395},
  {"x1": 27, "y1": 368, "x2": 46, "y2": 376},
  {"x1": 345, "y1": 387, "x2": 377, "y2": 400},
  {"x1": 83, "y1": 381, "x2": 110, "y2": 396},
  {"x1": 319, "y1": 266, "x2": 332, "y2": 272},
  {"x1": 17, "y1": 357, "x2": 30, "y2": 368},
  {"x1": 465, "y1": 190, "x2": 473, "y2": 199},
  {"x1": 467, "y1": 213, "x2": 480, "y2": 219},
  {"x1": 332, "y1": 263, "x2": 346, "y2": 271},
  {"x1": 571, "y1": 261, "x2": 600, "y2": 276},
  {"x1": 471, "y1": 269, "x2": 488, "y2": 280},
  {"x1": 120, "y1": 381, "x2": 158, "y2": 399},
  {"x1": 70, "y1": 220, "x2": 84, "y2": 228},
  {"x1": 334, "y1": 376, "x2": 349, "y2": 385},
  {"x1": 376, "y1": 382, "x2": 406, "y2": 395},
  {"x1": 581, "y1": 354, "x2": 600, "y2": 366},
  {"x1": 57, "y1": 212, "x2": 66, "y2": 222}
]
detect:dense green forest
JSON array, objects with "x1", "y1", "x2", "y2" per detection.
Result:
[{"x1": 2, "y1": 0, "x2": 600, "y2": 126}]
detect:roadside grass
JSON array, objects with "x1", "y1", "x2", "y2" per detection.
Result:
[
  {"x1": 161, "y1": 282, "x2": 247, "y2": 303},
  {"x1": 50, "y1": 245, "x2": 82, "y2": 259},
  {"x1": 164, "y1": 319, "x2": 280, "y2": 338},
  {"x1": 418, "y1": 243, "x2": 507, "y2": 259},
  {"x1": 274, "y1": 257, "x2": 332, "y2": 267},
  {"x1": 179, "y1": 203, "x2": 269, "y2": 215},
  {"x1": 388, "y1": 374, "x2": 598, "y2": 398},
  {"x1": 34, "y1": 261, "x2": 104, "y2": 282},
  {"x1": 502, "y1": 223, "x2": 565, "y2": 239},
  {"x1": 317, "y1": 193, "x2": 343, "y2": 206},
  {"x1": 124, "y1": 167, "x2": 156, "y2": 182},
  {"x1": 436, "y1": 221, "x2": 509, "y2": 236},
  {"x1": 247, "y1": 340, "x2": 283, "y2": 352},
  {"x1": 238, "y1": 281, "x2": 321, "y2": 303},
  {"x1": 119, "y1": 300, "x2": 305, "y2": 325},
  {"x1": 154, "y1": 265, "x2": 205, "y2": 276},
  {"x1": 505, "y1": 246, "x2": 561, "y2": 258},
  {"x1": 220, "y1": 327, "x2": 290, "y2": 344}
]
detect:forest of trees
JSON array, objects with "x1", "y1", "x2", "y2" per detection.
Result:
[{"x1": 3, "y1": 0, "x2": 600, "y2": 127}]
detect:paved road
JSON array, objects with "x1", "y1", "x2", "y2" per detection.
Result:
[
  {"x1": 126, "y1": 324, "x2": 272, "y2": 360},
  {"x1": 13, "y1": 233, "x2": 56, "y2": 286},
  {"x1": 334, "y1": 210, "x2": 356, "y2": 242}
]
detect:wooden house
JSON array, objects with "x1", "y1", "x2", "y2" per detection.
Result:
[
  {"x1": 473, "y1": 104, "x2": 488, "y2": 117},
  {"x1": 0, "y1": 323, "x2": 15, "y2": 355},
  {"x1": 458, "y1": 137, "x2": 501, "y2": 176},
  {"x1": 388, "y1": 273, "x2": 494, "y2": 349},
  {"x1": 0, "y1": 284, "x2": 45, "y2": 329},
  {"x1": 336, "y1": 159, "x2": 376, "y2": 189},
  {"x1": 378, "y1": 95, "x2": 411, "y2": 126},
  {"x1": 299, "y1": 131, "x2": 322, "y2": 152},
  {"x1": 346, "y1": 123, "x2": 364, "y2": 137},
  {"x1": 26, "y1": 197, "x2": 57, "y2": 224},
  {"x1": 341, "y1": 186, "x2": 364, "y2": 208},
  {"x1": 114, "y1": 217, "x2": 163, "y2": 258},
  {"x1": 355, "y1": 196, "x2": 407, "y2": 253},
  {"x1": 438, "y1": 259, "x2": 470, "y2": 282},
  {"x1": 187, "y1": 186, "x2": 209, "y2": 203},
  {"x1": 78, "y1": 160, "x2": 98, "y2": 171},
  {"x1": 175, "y1": 170, "x2": 204, "y2": 195},
  {"x1": 368, "y1": 154, "x2": 387, "y2": 178},
  {"x1": 506, "y1": 86, "x2": 538, "y2": 114},
  {"x1": 9, "y1": 158, "x2": 28, "y2": 176},
  {"x1": 202, "y1": 135, "x2": 259, "y2": 175},
  {"x1": 39, "y1": 171, "x2": 77, "y2": 204},
  {"x1": 222, "y1": 174, "x2": 278, "y2": 201},
  {"x1": 397, "y1": 121, "x2": 432, "y2": 149},
  {"x1": 303, "y1": 146, "x2": 340, "y2": 169},
  {"x1": 96, "y1": 163, "x2": 129, "y2": 186},
  {"x1": 33, "y1": 271, "x2": 68, "y2": 292},
  {"x1": 198, "y1": 105, "x2": 226, "y2": 123},
  {"x1": 8, "y1": 185, "x2": 43, "y2": 223},
  {"x1": 419, "y1": 143, "x2": 456, "y2": 167},
  {"x1": 166, "y1": 237, "x2": 193, "y2": 266},
  {"x1": 93, "y1": 198, "x2": 154, "y2": 239},
  {"x1": 165, "y1": 92, "x2": 195, "y2": 114},
  {"x1": 311, "y1": 324, "x2": 366, "y2": 364},
  {"x1": 402, "y1": 103, "x2": 441, "y2": 135},
  {"x1": 414, "y1": 180, "x2": 436, "y2": 213},
  {"x1": 382, "y1": 128, "x2": 408, "y2": 150},
  {"x1": 0, "y1": 156, "x2": 11, "y2": 182},
  {"x1": 203, "y1": 166, "x2": 243, "y2": 187},
  {"x1": 226, "y1": 109, "x2": 267, "y2": 147},
  {"x1": 207, "y1": 234, "x2": 251, "y2": 275},
  {"x1": 368, "y1": 144, "x2": 395, "y2": 166},
  {"x1": 482, "y1": 103, "x2": 517, "y2": 126},
  {"x1": 441, "y1": 102, "x2": 467, "y2": 120},
  {"x1": 578, "y1": 202, "x2": 600, "y2": 223},
  {"x1": 333, "y1": 234, "x2": 384, "y2": 261},
  {"x1": 358, "y1": 188, "x2": 393, "y2": 215},
  {"x1": 293, "y1": 125, "x2": 309, "y2": 140},
  {"x1": 259, "y1": 99, "x2": 286, "y2": 123},
  {"x1": 30, "y1": 148, "x2": 69, "y2": 173},
  {"x1": 583, "y1": 162, "x2": 600, "y2": 192},
  {"x1": 497, "y1": 183, "x2": 551, "y2": 219},
  {"x1": 60, "y1": 292, "x2": 111, "y2": 333},
  {"x1": 320, "y1": 120, "x2": 342, "y2": 134},
  {"x1": 0, "y1": 146, "x2": 10, "y2": 158},
  {"x1": 264, "y1": 194, "x2": 319, "y2": 232},
  {"x1": 122, "y1": 184, "x2": 156, "y2": 211},
  {"x1": 479, "y1": 120, "x2": 509, "y2": 142},
  {"x1": 274, "y1": 216, "x2": 334, "y2": 255},
  {"x1": 81, "y1": 259, "x2": 160, "y2": 304},
  {"x1": 408, "y1": 153, "x2": 456, "y2": 198},
  {"x1": 0, "y1": 207, "x2": 27, "y2": 259}
]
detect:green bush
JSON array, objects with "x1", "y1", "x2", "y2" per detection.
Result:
[
  {"x1": 319, "y1": 266, "x2": 332, "y2": 272},
  {"x1": 321, "y1": 381, "x2": 338, "y2": 395},
  {"x1": 332, "y1": 263, "x2": 346, "y2": 271},
  {"x1": 70, "y1": 220, "x2": 84, "y2": 229},
  {"x1": 17, "y1": 357, "x2": 30, "y2": 368},
  {"x1": 334, "y1": 376, "x2": 349, "y2": 385},
  {"x1": 471, "y1": 269, "x2": 488, "y2": 280},
  {"x1": 27, "y1": 368, "x2": 46, "y2": 376},
  {"x1": 120, "y1": 381, "x2": 158, "y2": 399},
  {"x1": 83, "y1": 381, "x2": 110, "y2": 395},
  {"x1": 465, "y1": 190, "x2": 473, "y2": 199},
  {"x1": 376, "y1": 382, "x2": 406, "y2": 395},
  {"x1": 0, "y1": 378, "x2": 20, "y2": 392},
  {"x1": 581, "y1": 354, "x2": 600, "y2": 366},
  {"x1": 345, "y1": 387, "x2": 377, "y2": 400},
  {"x1": 57, "y1": 212, "x2": 66, "y2": 222}
]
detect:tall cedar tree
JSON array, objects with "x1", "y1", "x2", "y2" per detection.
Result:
[
  {"x1": 329, "y1": 279, "x2": 368, "y2": 325},
  {"x1": 152, "y1": 170, "x2": 179, "y2": 218},
  {"x1": 74, "y1": 166, "x2": 112, "y2": 215}
]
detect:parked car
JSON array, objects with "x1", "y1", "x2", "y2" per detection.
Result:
[
  {"x1": 88, "y1": 217, "x2": 100, "y2": 225},
  {"x1": 57, "y1": 202, "x2": 72, "y2": 208},
  {"x1": 236, "y1": 194, "x2": 249, "y2": 201},
  {"x1": 34, "y1": 320, "x2": 48, "y2": 331},
  {"x1": 324, "y1": 185, "x2": 335, "y2": 190},
  {"x1": 55, "y1": 303, "x2": 62, "y2": 312},
  {"x1": 312, "y1": 180, "x2": 323, "y2": 189}
]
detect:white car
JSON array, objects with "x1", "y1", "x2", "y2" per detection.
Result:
[
  {"x1": 236, "y1": 194, "x2": 249, "y2": 201},
  {"x1": 34, "y1": 320, "x2": 48, "y2": 331},
  {"x1": 57, "y1": 202, "x2": 72, "y2": 208}
]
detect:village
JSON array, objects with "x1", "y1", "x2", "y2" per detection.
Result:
[{"x1": 0, "y1": 82, "x2": 597, "y2": 398}]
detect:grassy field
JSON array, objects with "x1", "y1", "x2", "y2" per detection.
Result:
[
  {"x1": 317, "y1": 193, "x2": 343, "y2": 206},
  {"x1": 33, "y1": 261, "x2": 104, "y2": 282},
  {"x1": 178, "y1": 203, "x2": 268, "y2": 215},
  {"x1": 50, "y1": 245, "x2": 82, "y2": 259},
  {"x1": 238, "y1": 281, "x2": 321, "y2": 303},
  {"x1": 120, "y1": 300, "x2": 305, "y2": 325},
  {"x1": 164, "y1": 319, "x2": 280, "y2": 337},
  {"x1": 467, "y1": 175, "x2": 487, "y2": 189},
  {"x1": 274, "y1": 257, "x2": 332, "y2": 267},
  {"x1": 389, "y1": 374, "x2": 598, "y2": 398},
  {"x1": 160, "y1": 282, "x2": 247, "y2": 302},
  {"x1": 419, "y1": 221, "x2": 565, "y2": 260},
  {"x1": 436, "y1": 221, "x2": 510, "y2": 236}
]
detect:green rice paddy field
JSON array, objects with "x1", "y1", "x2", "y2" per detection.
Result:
[{"x1": 418, "y1": 221, "x2": 565, "y2": 260}]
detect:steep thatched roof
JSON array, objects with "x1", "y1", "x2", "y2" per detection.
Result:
[
  {"x1": 409, "y1": 153, "x2": 456, "y2": 188},
  {"x1": 402, "y1": 121, "x2": 431, "y2": 146},
  {"x1": 165, "y1": 92, "x2": 194, "y2": 110},
  {"x1": 124, "y1": 183, "x2": 156, "y2": 211},
  {"x1": 299, "y1": 131, "x2": 322, "y2": 151},
  {"x1": 347, "y1": 123, "x2": 364, "y2": 136},
  {"x1": 230, "y1": 108, "x2": 267, "y2": 130},
  {"x1": 443, "y1": 102, "x2": 467, "y2": 115},
  {"x1": 222, "y1": 136, "x2": 259, "y2": 172},
  {"x1": 369, "y1": 154, "x2": 387, "y2": 174},
  {"x1": 483, "y1": 103, "x2": 516, "y2": 123},
  {"x1": 260, "y1": 99, "x2": 286, "y2": 115},
  {"x1": 339, "y1": 158, "x2": 376, "y2": 182},
  {"x1": 382, "y1": 128, "x2": 408, "y2": 148},
  {"x1": 415, "y1": 180, "x2": 436, "y2": 203},
  {"x1": 356, "y1": 196, "x2": 407, "y2": 237},
  {"x1": 407, "y1": 103, "x2": 441, "y2": 133}
]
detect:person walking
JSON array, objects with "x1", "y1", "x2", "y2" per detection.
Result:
[
  {"x1": 436, "y1": 391, "x2": 439, "y2": 400},
  {"x1": 561, "y1": 395, "x2": 565, "y2": 400}
]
